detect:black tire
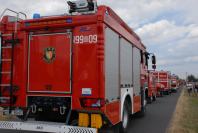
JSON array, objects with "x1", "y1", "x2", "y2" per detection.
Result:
[
  {"x1": 160, "y1": 91, "x2": 163, "y2": 97},
  {"x1": 153, "y1": 94, "x2": 157, "y2": 101},
  {"x1": 147, "y1": 96, "x2": 152, "y2": 104},
  {"x1": 139, "y1": 105, "x2": 146, "y2": 117},
  {"x1": 119, "y1": 101, "x2": 130, "y2": 133}
]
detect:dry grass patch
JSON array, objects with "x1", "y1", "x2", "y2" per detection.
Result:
[{"x1": 167, "y1": 89, "x2": 198, "y2": 133}]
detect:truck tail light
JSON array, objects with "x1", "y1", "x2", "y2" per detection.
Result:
[{"x1": 80, "y1": 98, "x2": 105, "y2": 108}]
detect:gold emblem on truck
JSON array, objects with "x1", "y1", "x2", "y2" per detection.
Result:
[{"x1": 44, "y1": 47, "x2": 56, "y2": 63}]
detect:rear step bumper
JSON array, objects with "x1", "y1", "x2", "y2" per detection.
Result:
[{"x1": 0, "y1": 121, "x2": 97, "y2": 133}]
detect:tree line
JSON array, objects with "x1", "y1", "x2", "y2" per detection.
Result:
[{"x1": 187, "y1": 75, "x2": 198, "y2": 82}]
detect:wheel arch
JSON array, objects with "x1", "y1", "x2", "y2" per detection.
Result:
[{"x1": 120, "y1": 88, "x2": 133, "y2": 122}]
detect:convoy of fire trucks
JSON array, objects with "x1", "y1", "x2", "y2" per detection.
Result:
[{"x1": 0, "y1": 0, "x2": 181, "y2": 133}]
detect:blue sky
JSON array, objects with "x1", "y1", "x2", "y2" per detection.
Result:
[{"x1": 0, "y1": 0, "x2": 198, "y2": 78}]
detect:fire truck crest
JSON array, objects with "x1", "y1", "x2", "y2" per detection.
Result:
[{"x1": 44, "y1": 47, "x2": 56, "y2": 63}]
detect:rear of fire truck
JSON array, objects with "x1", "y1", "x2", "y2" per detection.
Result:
[
  {"x1": 171, "y1": 75, "x2": 178, "y2": 92},
  {"x1": 157, "y1": 71, "x2": 171, "y2": 95},
  {"x1": 152, "y1": 71, "x2": 165, "y2": 97}
]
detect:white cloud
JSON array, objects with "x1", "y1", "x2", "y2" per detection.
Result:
[
  {"x1": 187, "y1": 27, "x2": 198, "y2": 38},
  {"x1": 168, "y1": 48, "x2": 174, "y2": 53},
  {"x1": 135, "y1": 18, "x2": 198, "y2": 78},
  {"x1": 184, "y1": 56, "x2": 198, "y2": 62},
  {"x1": 0, "y1": 0, "x2": 68, "y2": 18},
  {"x1": 98, "y1": 0, "x2": 176, "y2": 29},
  {"x1": 136, "y1": 20, "x2": 187, "y2": 46}
]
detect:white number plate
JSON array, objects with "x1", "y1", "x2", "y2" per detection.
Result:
[
  {"x1": 82, "y1": 88, "x2": 92, "y2": 96},
  {"x1": 73, "y1": 35, "x2": 98, "y2": 44}
]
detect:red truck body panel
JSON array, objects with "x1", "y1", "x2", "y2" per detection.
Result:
[{"x1": 28, "y1": 33, "x2": 71, "y2": 93}]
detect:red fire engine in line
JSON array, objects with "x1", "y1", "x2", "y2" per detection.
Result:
[
  {"x1": 145, "y1": 71, "x2": 157, "y2": 103},
  {"x1": 0, "y1": 0, "x2": 156, "y2": 132},
  {"x1": 156, "y1": 82, "x2": 165, "y2": 97},
  {"x1": 171, "y1": 75, "x2": 179, "y2": 92},
  {"x1": 152, "y1": 71, "x2": 171, "y2": 95}
]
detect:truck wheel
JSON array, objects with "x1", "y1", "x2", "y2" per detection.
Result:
[
  {"x1": 153, "y1": 95, "x2": 157, "y2": 101},
  {"x1": 137, "y1": 105, "x2": 146, "y2": 118},
  {"x1": 147, "y1": 97, "x2": 152, "y2": 104},
  {"x1": 119, "y1": 101, "x2": 130, "y2": 133},
  {"x1": 160, "y1": 91, "x2": 164, "y2": 97}
]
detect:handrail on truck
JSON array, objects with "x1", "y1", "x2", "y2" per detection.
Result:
[
  {"x1": 0, "y1": 8, "x2": 27, "y2": 33},
  {"x1": 0, "y1": 8, "x2": 18, "y2": 20},
  {"x1": 18, "y1": 12, "x2": 27, "y2": 20}
]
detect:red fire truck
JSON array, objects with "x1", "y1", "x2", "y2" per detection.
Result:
[
  {"x1": 171, "y1": 75, "x2": 178, "y2": 92},
  {"x1": 145, "y1": 71, "x2": 157, "y2": 103},
  {"x1": 152, "y1": 71, "x2": 171, "y2": 95},
  {"x1": 0, "y1": 1, "x2": 156, "y2": 132},
  {"x1": 156, "y1": 82, "x2": 165, "y2": 97}
]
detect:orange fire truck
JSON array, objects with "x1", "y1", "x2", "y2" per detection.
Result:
[{"x1": 0, "y1": 1, "x2": 156, "y2": 132}]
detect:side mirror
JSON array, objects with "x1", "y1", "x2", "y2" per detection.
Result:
[
  {"x1": 145, "y1": 52, "x2": 150, "y2": 66},
  {"x1": 152, "y1": 64, "x2": 156, "y2": 70},
  {"x1": 152, "y1": 55, "x2": 156, "y2": 65}
]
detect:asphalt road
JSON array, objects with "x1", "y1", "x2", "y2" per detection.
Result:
[
  {"x1": 0, "y1": 88, "x2": 182, "y2": 133},
  {"x1": 126, "y1": 88, "x2": 182, "y2": 133}
]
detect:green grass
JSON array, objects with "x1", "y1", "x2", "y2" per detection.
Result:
[
  {"x1": 168, "y1": 89, "x2": 198, "y2": 133},
  {"x1": 181, "y1": 91, "x2": 198, "y2": 133}
]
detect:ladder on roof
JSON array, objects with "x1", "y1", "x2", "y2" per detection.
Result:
[{"x1": 0, "y1": 8, "x2": 26, "y2": 114}]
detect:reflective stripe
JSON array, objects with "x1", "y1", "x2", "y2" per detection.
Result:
[
  {"x1": 2, "y1": 59, "x2": 12, "y2": 62},
  {"x1": 2, "y1": 46, "x2": 12, "y2": 49},
  {"x1": 1, "y1": 72, "x2": 11, "y2": 74},
  {"x1": 0, "y1": 84, "x2": 11, "y2": 87}
]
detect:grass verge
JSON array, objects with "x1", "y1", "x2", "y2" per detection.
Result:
[{"x1": 167, "y1": 88, "x2": 198, "y2": 133}]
